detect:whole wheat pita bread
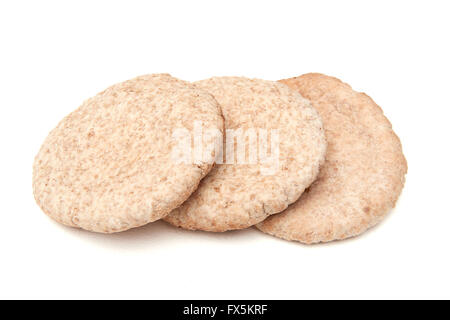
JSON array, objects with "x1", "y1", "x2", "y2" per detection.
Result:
[
  {"x1": 257, "y1": 73, "x2": 407, "y2": 243},
  {"x1": 33, "y1": 74, "x2": 224, "y2": 233},
  {"x1": 165, "y1": 77, "x2": 327, "y2": 231}
]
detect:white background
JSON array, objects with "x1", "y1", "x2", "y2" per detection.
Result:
[{"x1": 0, "y1": 0, "x2": 449, "y2": 300}]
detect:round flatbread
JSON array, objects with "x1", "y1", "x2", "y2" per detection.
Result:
[
  {"x1": 33, "y1": 74, "x2": 224, "y2": 233},
  {"x1": 257, "y1": 73, "x2": 407, "y2": 243},
  {"x1": 164, "y1": 77, "x2": 327, "y2": 231}
]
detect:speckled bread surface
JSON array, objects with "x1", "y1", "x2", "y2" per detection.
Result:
[
  {"x1": 33, "y1": 74, "x2": 224, "y2": 233},
  {"x1": 257, "y1": 73, "x2": 407, "y2": 244},
  {"x1": 164, "y1": 77, "x2": 327, "y2": 232}
]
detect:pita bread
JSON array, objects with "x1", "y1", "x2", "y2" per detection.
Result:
[
  {"x1": 257, "y1": 73, "x2": 407, "y2": 243},
  {"x1": 33, "y1": 74, "x2": 224, "y2": 233},
  {"x1": 165, "y1": 77, "x2": 327, "y2": 231}
]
